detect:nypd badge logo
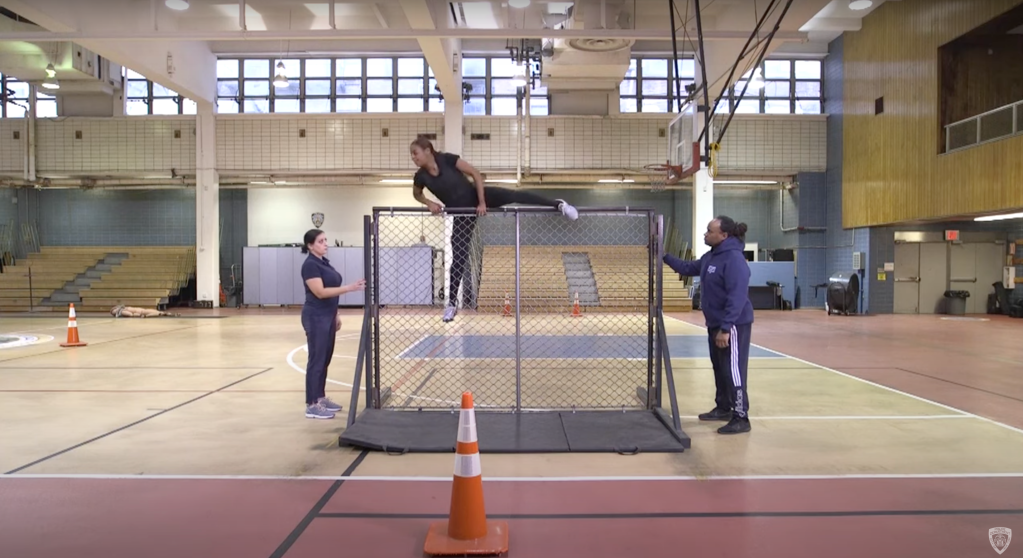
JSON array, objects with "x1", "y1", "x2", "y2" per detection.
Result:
[
  {"x1": 990, "y1": 527, "x2": 1011, "y2": 555},
  {"x1": 311, "y1": 212, "x2": 325, "y2": 227}
]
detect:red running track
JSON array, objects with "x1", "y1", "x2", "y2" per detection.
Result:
[{"x1": 2, "y1": 474, "x2": 1021, "y2": 558}]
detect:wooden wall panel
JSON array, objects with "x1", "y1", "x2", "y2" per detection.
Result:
[
  {"x1": 842, "y1": 0, "x2": 1023, "y2": 228},
  {"x1": 940, "y1": 36, "x2": 1023, "y2": 127}
]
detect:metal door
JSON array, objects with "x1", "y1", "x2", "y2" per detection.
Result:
[
  {"x1": 893, "y1": 242, "x2": 920, "y2": 314},
  {"x1": 949, "y1": 243, "x2": 977, "y2": 313},
  {"x1": 972, "y1": 242, "x2": 1006, "y2": 314},
  {"x1": 919, "y1": 243, "x2": 949, "y2": 314}
]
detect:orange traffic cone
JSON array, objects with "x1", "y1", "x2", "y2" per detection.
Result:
[
  {"x1": 60, "y1": 303, "x2": 88, "y2": 347},
  {"x1": 424, "y1": 392, "x2": 508, "y2": 556},
  {"x1": 502, "y1": 293, "x2": 512, "y2": 317},
  {"x1": 571, "y1": 291, "x2": 582, "y2": 318}
]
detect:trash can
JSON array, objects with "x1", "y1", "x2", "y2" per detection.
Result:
[
  {"x1": 826, "y1": 272, "x2": 860, "y2": 315},
  {"x1": 944, "y1": 290, "x2": 970, "y2": 315}
]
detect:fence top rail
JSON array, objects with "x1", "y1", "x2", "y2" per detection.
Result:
[{"x1": 371, "y1": 206, "x2": 657, "y2": 217}]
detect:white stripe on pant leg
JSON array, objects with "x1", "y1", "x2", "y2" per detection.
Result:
[
  {"x1": 731, "y1": 325, "x2": 741, "y2": 387},
  {"x1": 454, "y1": 453, "x2": 482, "y2": 478}
]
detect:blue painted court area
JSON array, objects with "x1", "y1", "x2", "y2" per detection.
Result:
[{"x1": 397, "y1": 335, "x2": 783, "y2": 360}]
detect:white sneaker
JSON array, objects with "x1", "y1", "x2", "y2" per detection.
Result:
[
  {"x1": 442, "y1": 306, "x2": 458, "y2": 322},
  {"x1": 557, "y1": 200, "x2": 579, "y2": 220}
]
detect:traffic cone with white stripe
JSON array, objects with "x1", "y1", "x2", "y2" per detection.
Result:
[
  {"x1": 424, "y1": 391, "x2": 508, "y2": 556},
  {"x1": 60, "y1": 303, "x2": 87, "y2": 348}
]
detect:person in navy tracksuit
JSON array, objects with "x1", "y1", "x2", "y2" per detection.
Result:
[{"x1": 664, "y1": 215, "x2": 754, "y2": 434}]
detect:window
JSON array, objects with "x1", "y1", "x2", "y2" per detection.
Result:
[
  {"x1": 720, "y1": 59, "x2": 824, "y2": 115},
  {"x1": 620, "y1": 57, "x2": 695, "y2": 113},
  {"x1": 0, "y1": 73, "x2": 64, "y2": 118},
  {"x1": 214, "y1": 56, "x2": 550, "y2": 115},
  {"x1": 124, "y1": 68, "x2": 196, "y2": 115},
  {"x1": 1, "y1": 74, "x2": 30, "y2": 118}
]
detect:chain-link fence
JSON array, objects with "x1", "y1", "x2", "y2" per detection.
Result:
[{"x1": 365, "y1": 206, "x2": 657, "y2": 413}]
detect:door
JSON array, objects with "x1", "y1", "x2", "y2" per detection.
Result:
[
  {"x1": 974, "y1": 243, "x2": 1006, "y2": 313},
  {"x1": 894, "y1": 243, "x2": 920, "y2": 314},
  {"x1": 950, "y1": 242, "x2": 1006, "y2": 314},
  {"x1": 918, "y1": 242, "x2": 949, "y2": 314}
]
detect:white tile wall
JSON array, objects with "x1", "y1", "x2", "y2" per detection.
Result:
[
  {"x1": 10, "y1": 113, "x2": 827, "y2": 177},
  {"x1": 711, "y1": 115, "x2": 827, "y2": 173},
  {"x1": 0, "y1": 120, "x2": 26, "y2": 173},
  {"x1": 35, "y1": 117, "x2": 196, "y2": 175},
  {"x1": 528, "y1": 117, "x2": 670, "y2": 171},
  {"x1": 215, "y1": 115, "x2": 446, "y2": 172},
  {"x1": 463, "y1": 117, "x2": 520, "y2": 170}
]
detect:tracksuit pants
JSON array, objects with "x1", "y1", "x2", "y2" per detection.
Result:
[
  {"x1": 302, "y1": 311, "x2": 337, "y2": 405},
  {"x1": 708, "y1": 323, "x2": 752, "y2": 418}
]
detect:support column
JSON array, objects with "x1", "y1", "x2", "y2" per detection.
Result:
[
  {"x1": 195, "y1": 102, "x2": 219, "y2": 307},
  {"x1": 443, "y1": 38, "x2": 463, "y2": 155},
  {"x1": 442, "y1": 39, "x2": 463, "y2": 306},
  {"x1": 692, "y1": 170, "x2": 714, "y2": 259},
  {"x1": 691, "y1": 55, "x2": 714, "y2": 259}
]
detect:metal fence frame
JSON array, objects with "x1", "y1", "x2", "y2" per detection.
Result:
[{"x1": 346, "y1": 206, "x2": 683, "y2": 432}]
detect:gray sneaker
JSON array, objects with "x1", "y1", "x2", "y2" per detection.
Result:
[
  {"x1": 318, "y1": 397, "x2": 342, "y2": 412},
  {"x1": 305, "y1": 402, "x2": 335, "y2": 419},
  {"x1": 556, "y1": 200, "x2": 579, "y2": 220},
  {"x1": 442, "y1": 305, "x2": 458, "y2": 322}
]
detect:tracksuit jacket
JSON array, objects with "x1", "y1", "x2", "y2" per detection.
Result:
[{"x1": 663, "y1": 235, "x2": 754, "y2": 332}]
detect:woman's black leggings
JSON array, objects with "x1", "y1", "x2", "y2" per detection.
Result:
[{"x1": 447, "y1": 187, "x2": 562, "y2": 307}]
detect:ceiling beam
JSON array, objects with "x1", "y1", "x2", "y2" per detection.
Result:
[
  {"x1": 0, "y1": 0, "x2": 216, "y2": 104},
  {"x1": 0, "y1": 29, "x2": 810, "y2": 42},
  {"x1": 398, "y1": 0, "x2": 459, "y2": 104}
]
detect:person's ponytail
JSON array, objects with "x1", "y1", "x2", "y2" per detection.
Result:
[{"x1": 715, "y1": 215, "x2": 747, "y2": 242}]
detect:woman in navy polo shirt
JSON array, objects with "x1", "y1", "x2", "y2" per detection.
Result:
[{"x1": 300, "y1": 228, "x2": 366, "y2": 419}]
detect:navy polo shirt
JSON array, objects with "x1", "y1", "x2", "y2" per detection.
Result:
[{"x1": 300, "y1": 253, "x2": 342, "y2": 314}]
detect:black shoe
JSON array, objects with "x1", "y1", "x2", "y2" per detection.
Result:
[
  {"x1": 698, "y1": 408, "x2": 732, "y2": 421},
  {"x1": 717, "y1": 416, "x2": 751, "y2": 435}
]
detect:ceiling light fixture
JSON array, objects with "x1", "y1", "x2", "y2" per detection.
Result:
[
  {"x1": 272, "y1": 61, "x2": 289, "y2": 88},
  {"x1": 165, "y1": 0, "x2": 190, "y2": 10},
  {"x1": 508, "y1": 0, "x2": 531, "y2": 8},
  {"x1": 848, "y1": 0, "x2": 873, "y2": 10},
  {"x1": 748, "y1": 67, "x2": 764, "y2": 91},
  {"x1": 42, "y1": 63, "x2": 59, "y2": 89},
  {"x1": 974, "y1": 211, "x2": 1023, "y2": 222},
  {"x1": 511, "y1": 63, "x2": 527, "y2": 87}
]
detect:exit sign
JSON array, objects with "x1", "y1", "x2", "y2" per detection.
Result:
[{"x1": 945, "y1": 230, "x2": 960, "y2": 241}]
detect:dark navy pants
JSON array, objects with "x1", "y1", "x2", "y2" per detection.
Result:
[
  {"x1": 708, "y1": 323, "x2": 752, "y2": 418},
  {"x1": 302, "y1": 310, "x2": 337, "y2": 405}
]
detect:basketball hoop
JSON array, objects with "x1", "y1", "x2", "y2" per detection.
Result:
[
  {"x1": 643, "y1": 141, "x2": 701, "y2": 190},
  {"x1": 643, "y1": 162, "x2": 688, "y2": 190}
]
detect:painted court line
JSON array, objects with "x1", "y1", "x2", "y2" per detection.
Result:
[
  {"x1": 6, "y1": 472, "x2": 1023, "y2": 481},
  {"x1": 286, "y1": 338, "x2": 462, "y2": 406},
  {"x1": 663, "y1": 316, "x2": 1023, "y2": 435},
  {"x1": 679, "y1": 415, "x2": 970, "y2": 421},
  {"x1": 394, "y1": 333, "x2": 430, "y2": 360}
]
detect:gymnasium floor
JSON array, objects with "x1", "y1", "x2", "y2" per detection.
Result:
[{"x1": 1, "y1": 308, "x2": 1022, "y2": 557}]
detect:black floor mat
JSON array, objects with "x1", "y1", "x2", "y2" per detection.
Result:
[{"x1": 339, "y1": 409, "x2": 689, "y2": 453}]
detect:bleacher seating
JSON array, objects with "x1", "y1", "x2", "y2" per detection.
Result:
[
  {"x1": 77, "y1": 246, "x2": 195, "y2": 312},
  {"x1": 475, "y1": 244, "x2": 691, "y2": 313},
  {"x1": 477, "y1": 246, "x2": 570, "y2": 311},
  {"x1": 0, "y1": 247, "x2": 109, "y2": 312},
  {"x1": 0, "y1": 246, "x2": 195, "y2": 313}
]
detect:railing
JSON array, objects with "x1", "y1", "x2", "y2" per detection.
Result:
[{"x1": 945, "y1": 99, "x2": 1023, "y2": 153}]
